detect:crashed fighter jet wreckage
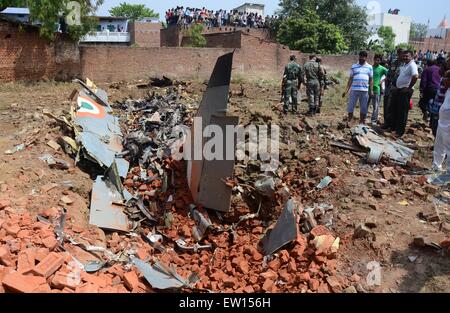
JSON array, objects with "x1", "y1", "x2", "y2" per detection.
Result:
[
  {"x1": 48, "y1": 52, "x2": 239, "y2": 234},
  {"x1": 8, "y1": 51, "x2": 362, "y2": 293}
]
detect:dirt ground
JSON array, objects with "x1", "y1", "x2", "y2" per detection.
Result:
[{"x1": 1, "y1": 77, "x2": 450, "y2": 293}]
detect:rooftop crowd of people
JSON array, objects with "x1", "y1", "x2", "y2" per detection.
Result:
[{"x1": 165, "y1": 6, "x2": 278, "y2": 29}]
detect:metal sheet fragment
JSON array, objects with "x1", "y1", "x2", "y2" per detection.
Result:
[
  {"x1": 261, "y1": 199, "x2": 299, "y2": 255},
  {"x1": 352, "y1": 125, "x2": 414, "y2": 164}
]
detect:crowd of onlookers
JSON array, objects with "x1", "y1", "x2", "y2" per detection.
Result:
[
  {"x1": 343, "y1": 48, "x2": 450, "y2": 176},
  {"x1": 165, "y1": 6, "x2": 278, "y2": 29},
  {"x1": 416, "y1": 50, "x2": 448, "y2": 63}
]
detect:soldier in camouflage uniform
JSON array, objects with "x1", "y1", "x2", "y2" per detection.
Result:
[
  {"x1": 303, "y1": 54, "x2": 324, "y2": 116},
  {"x1": 282, "y1": 55, "x2": 303, "y2": 114},
  {"x1": 316, "y1": 57, "x2": 327, "y2": 114}
]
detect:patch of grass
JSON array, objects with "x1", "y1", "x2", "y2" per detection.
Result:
[{"x1": 231, "y1": 74, "x2": 245, "y2": 85}]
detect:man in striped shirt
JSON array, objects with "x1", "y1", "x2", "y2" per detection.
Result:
[{"x1": 343, "y1": 51, "x2": 374, "y2": 124}]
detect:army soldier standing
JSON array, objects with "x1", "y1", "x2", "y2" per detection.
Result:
[
  {"x1": 316, "y1": 57, "x2": 327, "y2": 114},
  {"x1": 282, "y1": 55, "x2": 303, "y2": 114},
  {"x1": 304, "y1": 54, "x2": 324, "y2": 116}
]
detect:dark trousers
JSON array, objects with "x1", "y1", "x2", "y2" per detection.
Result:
[
  {"x1": 384, "y1": 87, "x2": 395, "y2": 127},
  {"x1": 389, "y1": 88, "x2": 414, "y2": 136},
  {"x1": 430, "y1": 113, "x2": 439, "y2": 137},
  {"x1": 419, "y1": 87, "x2": 438, "y2": 115}
]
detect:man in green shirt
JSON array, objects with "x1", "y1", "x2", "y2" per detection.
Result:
[{"x1": 371, "y1": 54, "x2": 389, "y2": 125}]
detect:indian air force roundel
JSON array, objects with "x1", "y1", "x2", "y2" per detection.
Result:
[{"x1": 76, "y1": 95, "x2": 106, "y2": 119}]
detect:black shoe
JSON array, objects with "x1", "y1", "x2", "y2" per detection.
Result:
[{"x1": 316, "y1": 108, "x2": 321, "y2": 114}]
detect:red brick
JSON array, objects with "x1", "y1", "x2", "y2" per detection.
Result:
[
  {"x1": 223, "y1": 277, "x2": 236, "y2": 288},
  {"x1": 296, "y1": 272, "x2": 310, "y2": 283},
  {"x1": 76, "y1": 282, "x2": 99, "y2": 293},
  {"x1": 0, "y1": 246, "x2": 15, "y2": 267},
  {"x1": 318, "y1": 282, "x2": 332, "y2": 293},
  {"x1": 262, "y1": 279, "x2": 275, "y2": 292},
  {"x1": 326, "y1": 276, "x2": 342, "y2": 293},
  {"x1": 287, "y1": 259, "x2": 297, "y2": 272},
  {"x1": 260, "y1": 270, "x2": 278, "y2": 281},
  {"x1": 0, "y1": 199, "x2": 11, "y2": 209},
  {"x1": 244, "y1": 285, "x2": 255, "y2": 293},
  {"x1": 2, "y1": 272, "x2": 46, "y2": 293},
  {"x1": 42, "y1": 235, "x2": 58, "y2": 250},
  {"x1": 310, "y1": 225, "x2": 333, "y2": 238},
  {"x1": 34, "y1": 248, "x2": 50, "y2": 262},
  {"x1": 123, "y1": 270, "x2": 139, "y2": 291},
  {"x1": 179, "y1": 224, "x2": 191, "y2": 238},
  {"x1": 237, "y1": 259, "x2": 249, "y2": 274},
  {"x1": 107, "y1": 264, "x2": 124, "y2": 279},
  {"x1": 99, "y1": 286, "x2": 119, "y2": 293},
  {"x1": 279, "y1": 250, "x2": 290, "y2": 263},
  {"x1": 268, "y1": 258, "x2": 281, "y2": 271},
  {"x1": 3, "y1": 222, "x2": 20, "y2": 237},
  {"x1": 51, "y1": 271, "x2": 81, "y2": 290},
  {"x1": 17, "y1": 248, "x2": 36, "y2": 273},
  {"x1": 33, "y1": 283, "x2": 52, "y2": 293},
  {"x1": 136, "y1": 248, "x2": 150, "y2": 261},
  {"x1": 82, "y1": 273, "x2": 107, "y2": 288},
  {"x1": 309, "y1": 278, "x2": 320, "y2": 291},
  {"x1": 33, "y1": 252, "x2": 65, "y2": 278},
  {"x1": 61, "y1": 287, "x2": 75, "y2": 293}
]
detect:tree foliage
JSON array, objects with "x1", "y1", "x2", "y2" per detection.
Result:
[
  {"x1": 277, "y1": 0, "x2": 368, "y2": 52},
  {"x1": 109, "y1": 2, "x2": 159, "y2": 21},
  {"x1": 277, "y1": 10, "x2": 347, "y2": 54},
  {"x1": 410, "y1": 22, "x2": 428, "y2": 41},
  {"x1": 0, "y1": 0, "x2": 103, "y2": 40},
  {"x1": 185, "y1": 24, "x2": 206, "y2": 48},
  {"x1": 395, "y1": 43, "x2": 415, "y2": 52},
  {"x1": 377, "y1": 26, "x2": 396, "y2": 53}
]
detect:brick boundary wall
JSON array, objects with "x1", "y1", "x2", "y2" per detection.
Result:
[
  {"x1": 0, "y1": 20, "x2": 80, "y2": 81},
  {"x1": 129, "y1": 22, "x2": 162, "y2": 48},
  {"x1": 1, "y1": 19, "x2": 361, "y2": 83},
  {"x1": 80, "y1": 33, "x2": 359, "y2": 83}
]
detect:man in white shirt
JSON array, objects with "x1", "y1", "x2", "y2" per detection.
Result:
[
  {"x1": 390, "y1": 50, "x2": 419, "y2": 137},
  {"x1": 431, "y1": 70, "x2": 450, "y2": 182}
]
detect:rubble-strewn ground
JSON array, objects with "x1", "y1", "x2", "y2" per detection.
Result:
[{"x1": 1, "y1": 77, "x2": 450, "y2": 293}]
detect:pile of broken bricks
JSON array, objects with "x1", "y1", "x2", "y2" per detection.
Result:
[{"x1": 1, "y1": 190, "x2": 362, "y2": 293}]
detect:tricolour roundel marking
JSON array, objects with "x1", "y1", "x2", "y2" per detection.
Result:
[{"x1": 76, "y1": 95, "x2": 106, "y2": 119}]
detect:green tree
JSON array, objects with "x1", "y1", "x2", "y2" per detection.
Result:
[
  {"x1": 109, "y1": 2, "x2": 158, "y2": 21},
  {"x1": 0, "y1": 0, "x2": 103, "y2": 40},
  {"x1": 277, "y1": 10, "x2": 347, "y2": 54},
  {"x1": 410, "y1": 22, "x2": 428, "y2": 41},
  {"x1": 395, "y1": 43, "x2": 415, "y2": 52},
  {"x1": 185, "y1": 24, "x2": 206, "y2": 47},
  {"x1": 377, "y1": 26, "x2": 396, "y2": 53},
  {"x1": 277, "y1": 0, "x2": 368, "y2": 52}
]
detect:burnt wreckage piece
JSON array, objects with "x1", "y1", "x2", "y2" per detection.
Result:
[{"x1": 187, "y1": 52, "x2": 239, "y2": 212}]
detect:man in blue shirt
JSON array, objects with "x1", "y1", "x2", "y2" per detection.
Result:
[{"x1": 343, "y1": 51, "x2": 374, "y2": 125}]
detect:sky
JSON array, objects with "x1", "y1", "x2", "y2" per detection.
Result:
[{"x1": 97, "y1": 0, "x2": 448, "y2": 27}]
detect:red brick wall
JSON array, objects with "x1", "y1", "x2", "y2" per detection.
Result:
[
  {"x1": 129, "y1": 22, "x2": 161, "y2": 47},
  {"x1": 0, "y1": 20, "x2": 80, "y2": 81},
  {"x1": 411, "y1": 36, "x2": 450, "y2": 53},
  {"x1": 181, "y1": 32, "x2": 242, "y2": 48},
  {"x1": 160, "y1": 27, "x2": 182, "y2": 47},
  {"x1": 80, "y1": 33, "x2": 296, "y2": 82}
]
